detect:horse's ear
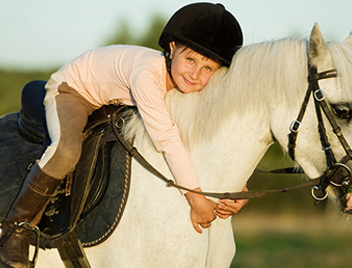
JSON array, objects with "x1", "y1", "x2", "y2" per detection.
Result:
[
  {"x1": 309, "y1": 23, "x2": 328, "y2": 61},
  {"x1": 344, "y1": 31, "x2": 352, "y2": 47}
]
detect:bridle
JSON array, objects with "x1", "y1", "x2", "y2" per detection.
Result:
[
  {"x1": 111, "y1": 64, "x2": 352, "y2": 201},
  {"x1": 288, "y1": 65, "x2": 352, "y2": 201}
]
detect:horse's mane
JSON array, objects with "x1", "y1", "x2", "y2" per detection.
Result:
[
  {"x1": 124, "y1": 36, "x2": 352, "y2": 150},
  {"x1": 165, "y1": 38, "x2": 308, "y2": 148}
]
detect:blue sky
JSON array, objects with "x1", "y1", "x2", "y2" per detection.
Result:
[{"x1": 1, "y1": 0, "x2": 351, "y2": 69}]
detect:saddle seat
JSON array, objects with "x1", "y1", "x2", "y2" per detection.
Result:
[{"x1": 17, "y1": 81, "x2": 133, "y2": 248}]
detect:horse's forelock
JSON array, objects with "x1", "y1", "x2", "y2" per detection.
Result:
[{"x1": 329, "y1": 42, "x2": 352, "y2": 101}]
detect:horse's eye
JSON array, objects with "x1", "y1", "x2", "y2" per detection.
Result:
[{"x1": 332, "y1": 104, "x2": 351, "y2": 119}]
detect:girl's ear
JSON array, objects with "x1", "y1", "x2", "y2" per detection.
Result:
[{"x1": 169, "y1": 41, "x2": 176, "y2": 59}]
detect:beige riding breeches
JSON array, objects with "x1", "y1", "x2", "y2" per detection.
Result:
[{"x1": 38, "y1": 82, "x2": 96, "y2": 179}]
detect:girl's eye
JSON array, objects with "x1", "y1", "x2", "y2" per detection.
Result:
[
  {"x1": 204, "y1": 66, "x2": 212, "y2": 72},
  {"x1": 187, "y1": 58, "x2": 194, "y2": 63}
]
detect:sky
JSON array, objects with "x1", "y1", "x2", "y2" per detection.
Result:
[{"x1": 1, "y1": 0, "x2": 352, "y2": 70}]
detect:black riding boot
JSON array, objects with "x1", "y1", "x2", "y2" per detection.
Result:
[{"x1": 0, "y1": 162, "x2": 61, "y2": 268}]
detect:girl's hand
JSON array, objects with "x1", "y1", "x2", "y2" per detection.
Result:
[
  {"x1": 185, "y1": 188, "x2": 218, "y2": 234},
  {"x1": 215, "y1": 185, "x2": 249, "y2": 219}
]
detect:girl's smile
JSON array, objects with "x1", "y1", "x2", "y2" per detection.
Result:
[{"x1": 183, "y1": 77, "x2": 195, "y2": 85}]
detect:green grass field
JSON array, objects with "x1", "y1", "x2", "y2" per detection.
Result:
[{"x1": 230, "y1": 211, "x2": 352, "y2": 268}]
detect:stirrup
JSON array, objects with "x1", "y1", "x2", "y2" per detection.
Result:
[{"x1": 0, "y1": 222, "x2": 41, "y2": 268}]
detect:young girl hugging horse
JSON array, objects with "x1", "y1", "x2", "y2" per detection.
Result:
[{"x1": 0, "y1": 3, "x2": 247, "y2": 267}]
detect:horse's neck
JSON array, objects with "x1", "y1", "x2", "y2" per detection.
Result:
[{"x1": 192, "y1": 112, "x2": 273, "y2": 192}]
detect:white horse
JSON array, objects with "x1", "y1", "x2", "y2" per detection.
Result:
[{"x1": 34, "y1": 24, "x2": 352, "y2": 267}]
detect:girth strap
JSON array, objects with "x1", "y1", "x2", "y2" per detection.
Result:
[{"x1": 56, "y1": 231, "x2": 92, "y2": 268}]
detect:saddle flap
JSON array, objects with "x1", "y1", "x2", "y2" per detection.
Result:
[{"x1": 37, "y1": 105, "x2": 133, "y2": 248}]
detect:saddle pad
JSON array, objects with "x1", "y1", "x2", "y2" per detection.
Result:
[
  {"x1": 0, "y1": 113, "x2": 43, "y2": 222},
  {"x1": 0, "y1": 112, "x2": 131, "y2": 248}
]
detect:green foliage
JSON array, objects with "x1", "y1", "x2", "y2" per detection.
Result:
[
  {"x1": 104, "y1": 19, "x2": 136, "y2": 46},
  {"x1": 104, "y1": 14, "x2": 167, "y2": 50},
  {"x1": 138, "y1": 15, "x2": 167, "y2": 50},
  {"x1": 0, "y1": 69, "x2": 54, "y2": 115},
  {"x1": 231, "y1": 230, "x2": 352, "y2": 268}
]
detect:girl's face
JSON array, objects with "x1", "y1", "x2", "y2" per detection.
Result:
[{"x1": 168, "y1": 42, "x2": 221, "y2": 93}]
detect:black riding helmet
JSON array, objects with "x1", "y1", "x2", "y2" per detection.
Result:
[{"x1": 159, "y1": 2, "x2": 243, "y2": 66}]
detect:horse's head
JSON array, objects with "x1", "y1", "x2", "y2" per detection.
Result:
[{"x1": 295, "y1": 23, "x2": 352, "y2": 213}]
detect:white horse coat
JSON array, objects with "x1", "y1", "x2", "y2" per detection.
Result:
[{"x1": 34, "y1": 24, "x2": 352, "y2": 268}]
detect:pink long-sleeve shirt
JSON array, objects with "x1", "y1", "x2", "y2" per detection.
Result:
[{"x1": 46, "y1": 45, "x2": 199, "y2": 192}]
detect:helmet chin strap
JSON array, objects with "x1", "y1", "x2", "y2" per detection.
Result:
[
  {"x1": 163, "y1": 51, "x2": 178, "y2": 92},
  {"x1": 163, "y1": 51, "x2": 172, "y2": 77}
]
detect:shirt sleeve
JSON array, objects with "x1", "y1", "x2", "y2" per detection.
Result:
[{"x1": 130, "y1": 68, "x2": 200, "y2": 194}]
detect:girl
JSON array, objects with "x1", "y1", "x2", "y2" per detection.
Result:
[{"x1": 0, "y1": 3, "x2": 246, "y2": 267}]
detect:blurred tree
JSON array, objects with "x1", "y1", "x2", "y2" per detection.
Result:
[
  {"x1": 104, "y1": 14, "x2": 166, "y2": 50},
  {"x1": 104, "y1": 19, "x2": 136, "y2": 46},
  {"x1": 138, "y1": 15, "x2": 167, "y2": 50},
  {"x1": 0, "y1": 69, "x2": 53, "y2": 115}
]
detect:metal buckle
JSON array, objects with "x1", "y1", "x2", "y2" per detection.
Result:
[
  {"x1": 115, "y1": 117, "x2": 126, "y2": 129},
  {"x1": 311, "y1": 185, "x2": 329, "y2": 201},
  {"x1": 314, "y1": 89, "x2": 325, "y2": 102},
  {"x1": 322, "y1": 145, "x2": 331, "y2": 151},
  {"x1": 289, "y1": 120, "x2": 301, "y2": 133},
  {"x1": 329, "y1": 163, "x2": 351, "y2": 188}
]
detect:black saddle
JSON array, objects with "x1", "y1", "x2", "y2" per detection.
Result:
[{"x1": 16, "y1": 81, "x2": 133, "y2": 248}]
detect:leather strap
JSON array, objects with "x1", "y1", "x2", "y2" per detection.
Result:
[
  {"x1": 56, "y1": 231, "x2": 92, "y2": 268},
  {"x1": 314, "y1": 89, "x2": 352, "y2": 159}
]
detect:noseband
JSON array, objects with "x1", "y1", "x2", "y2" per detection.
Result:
[{"x1": 288, "y1": 65, "x2": 352, "y2": 201}]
